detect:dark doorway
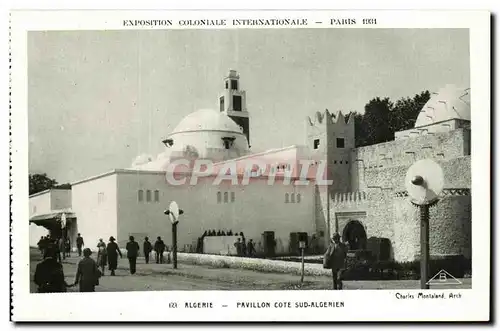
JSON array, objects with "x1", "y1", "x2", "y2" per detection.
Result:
[
  {"x1": 262, "y1": 231, "x2": 276, "y2": 257},
  {"x1": 342, "y1": 220, "x2": 367, "y2": 250}
]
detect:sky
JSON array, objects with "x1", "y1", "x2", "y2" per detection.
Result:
[{"x1": 28, "y1": 28, "x2": 470, "y2": 183}]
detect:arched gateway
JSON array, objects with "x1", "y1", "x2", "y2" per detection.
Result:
[{"x1": 342, "y1": 220, "x2": 367, "y2": 251}]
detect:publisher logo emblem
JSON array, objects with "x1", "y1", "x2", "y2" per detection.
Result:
[{"x1": 426, "y1": 269, "x2": 463, "y2": 285}]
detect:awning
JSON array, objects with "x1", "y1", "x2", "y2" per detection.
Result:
[{"x1": 29, "y1": 211, "x2": 76, "y2": 227}]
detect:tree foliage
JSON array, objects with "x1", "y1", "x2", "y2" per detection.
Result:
[
  {"x1": 354, "y1": 91, "x2": 431, "y2": 147},
  {"x1": 29, "y1": 173, "x2": 58, "y2": 195}
]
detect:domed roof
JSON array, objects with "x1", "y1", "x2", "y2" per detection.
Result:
[
  {"x1": 414, "y1": 85, "x2": 470, "y2": 128},
  {"x1": 171, "y1": 109, "x2": 244, "y2": 135}
]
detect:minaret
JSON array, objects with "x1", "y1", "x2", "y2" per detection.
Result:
[{"x1": 219, "y1": 70, "x2": 250, "y2": 147}]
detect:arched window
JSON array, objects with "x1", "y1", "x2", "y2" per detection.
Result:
[
  {"x1": 285, "y1": 193, "x2": 289, "y2": 203},
  {"x1": 154, "y1": 190, "x2": 160, "y2": 202},
  {"x1": 231, "y1": 192, "x2": 235, "y2": 202},
  {"x1": 138, "y1": 190, "x2": 144, "y2": 202},
  {"x1": 146, "y1": 190, "x2": 152, "y2": 202},
  {"x1": 224, "y1": 192, "x2": 229, "y2": 203},
  {"x1": 297, "y1": 194, "x2": 301, "y2": 203},
  {"x1": 217, "y1": 192, "x2": 222, "y2": 203},
  {"x1": 291, "y1": 193, "x2": 295, "y2": 203}
]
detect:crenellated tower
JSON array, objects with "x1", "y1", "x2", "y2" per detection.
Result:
[
  {"x1": 219, "y1": 70, "x2": 250, "y2": 147},
  {"x1": 305, "y1": 109, "x2": 355, "y2": 193}
]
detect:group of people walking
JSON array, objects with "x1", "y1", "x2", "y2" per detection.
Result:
[{"x1": 34, "y1": 234, "x2": 172, "y2": 293}]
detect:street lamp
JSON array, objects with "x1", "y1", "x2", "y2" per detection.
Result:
[
  {"x1": 164, "y1": 201, "x2": 184, "y2": 269},
  {"x1": 405, "y1": 159, "x2": 444, "y2": 289}
]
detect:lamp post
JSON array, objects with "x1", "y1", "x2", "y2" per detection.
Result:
[
  {"x1": 164, "y1": 201, "x2": 184, "y2": 269},
  {"x1": 405, "y1": 159, "x2": 444, "y2": 290}
]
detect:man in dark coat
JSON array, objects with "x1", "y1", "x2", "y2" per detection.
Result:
[
  {"x1": 154, "y1": 236, "x2": 165, "y2": 264},
  {"x1": 74, "y1": 248, "x2": 101, "y2": 292},
  {"x1": 76, "y1": 233, "x2": 84, "y2": 257},
  {"x1": 34, "y1": 246, "x2": 69, "y2": 293},
  {"x1": 246, "y1": 239, "x2": 256, "y2": 257},
  {"x1": 323, "y1": 233, "x2": 347, "y2": 290},
  {"x1": 143, "y1": 237, "x2": 153, "y2": 264},
  {"x1": 126, "y1": 236, "x2": 140, "y2": 274},
  {"x1": 106, "y1": 236, "x2": 122, "y2": 276}
]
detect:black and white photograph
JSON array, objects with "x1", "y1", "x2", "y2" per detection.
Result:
[{"x1": 10, "y1": 10, "x2": 490, "y2": 322}]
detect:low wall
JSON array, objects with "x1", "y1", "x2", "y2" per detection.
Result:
[
  {"x1": 203, "y1": 235, "x2": 241, "y2": 255},
  {"x1": 175, "y1": 252, "x2": 332, "y2": 277}
]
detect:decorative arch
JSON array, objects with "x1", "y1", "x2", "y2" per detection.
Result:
[{"x1": 342, "y1": 220, "x2": 367, "y2": 250}]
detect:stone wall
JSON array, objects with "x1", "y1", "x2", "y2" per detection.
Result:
[
  {"x1": 353, "y1": 156, "x2": 470, "y2": 192},
  {"x1": 354, "y1": 128, "x2": 469, "y2": 169},
  {"x1": 315, "y1": 189, "x2": 472, "y2": 262}
]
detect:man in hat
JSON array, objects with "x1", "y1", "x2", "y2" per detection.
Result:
[
  {"x1": 34, "y1": 245, "x2": 70, "y2": 293},
  {"x1": 74, "y1": 248, "x2": 101, "y2": 292},
  {"x1": 106, "y1": 236, "x2": 122, "y2": 276},
  {"x1": 154, "y1": 236, "x2": 165, "y2": 264},
  {"x1": 126, "y1": 236, "x2": 140, "y2": 275},
  {"x1": 143, "y1": 237, "x2": 152, "y2": 264},
  {"x1": 323, "y1": 233, "x2": 347, "y2": 290},
  {"x1": 76, "y1": 233, "x2": 84, "y2": 257}
]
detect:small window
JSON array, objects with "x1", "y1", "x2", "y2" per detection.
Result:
[
  {"x1": 231, "y1": 80, "x2": 238, "y2": 90},
  {"x1": 154, "y1": 190, "x2": 160, "y2": 202},
  {"x1": 217, "y1": 192, "x2": 222, "y2": 203},
  {"x1": 146, "y1": 190, "x2": 151, "y2": 202},
  {"x1": 291, "y1": 193, "x2": 295, "y2": 203},
  {"x1": 220, "y1": 96, "x2": 225, "y2": 112},
  {"x1": 231, "y1": 192, "x2": 235, "y2": 202},
  {"x1": 285, "y1": 193, "x2": 289, "y2": 203},
  {"x1": 224, "y1": 192, "x2": 229, "y2": 203},
  {"x1": 314, "y1": 139, "x2": 320, "y2": 149},
  {"x1": 225, "y1": 81, "x2": 228, "y2": 89},
  {"x1": 98, "y1": 192, "x2": 104, "y2": 204},
  {"x1": 340, "y1": 161, "x2": 343, "y2": 164},
  {"x1": 346, "y1": 161, "x2": 349, "y2": 164},
  {"x1": 297, "y1": 194, "x2": 301, "y2": 203},
  {"x1": 233, "y1": 95, "x2": 242, "y2": 111},
  {"x1": 336, "y1": 138, "x2": 345, "y2": 148},
  {"x1": 138, "y1": 190, "x2": 144, "y2": 202},
  {"x1": 334, "y1": 160, "x2": 337, "y2": 164}
]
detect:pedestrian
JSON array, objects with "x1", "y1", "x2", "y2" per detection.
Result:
[
  {"x1": 76, "y1": 233, "x2": 84, "y2": 257},
  {"x1": 154, "y1": 236, "x2": 165, "y2": 264},
  {"x1": 34, "y1": 246, "x2": 71, "y2": 293},
  {"x1": 74, "y1": 248, "x2": 101, "y2": 292},
  {"x1": 323, "y1": 233, "x2": 347, "y2": 290},
  {"x1": 240, "y1": 233, "x2": 247, "y2": 256},
  {"x1": 96, "y1": 239, "x2": 107, "y2": 275},
  {"x1": 126, "y1": 236, "x2": 140, "y2": 275},
  {"x1": 65, "y1": 237, "x2": 71, "y2": 257},
  {"x1": 106, "y1": 236, "x2": 122, "y2": 276},
  {"x1": 54, "y1": 237, "x2": 62, "y2": 263},
  {"x1": 58, "y1": 237, "x2": 66, "y2": 260},
  {"x1": 37, "y1": 236, "x2": 44, "y2": 255},
  {"x1": 143, "y1": 237, "x2": 152, "y2": 264},
  {"x1": 247, "y1": 239, "x2": 256, "y2": 257},
  {"x1": 234, "y1": 238, "x2": 242, "y2": 256}
]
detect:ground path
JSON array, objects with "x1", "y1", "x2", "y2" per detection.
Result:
[{"x1": 29, "y1": 250, "x2": 471, "y2": 292}]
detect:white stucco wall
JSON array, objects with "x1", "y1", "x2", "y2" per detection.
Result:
[
  {"x1": 115, "y1": 170, "x2": 316, "y2": 254},
  {"x1": 71, "y1": 173, "x2": 118, "y2": 250},
  {"x1": 29, "y1": 190, "x2": 51, "y2": 216},
  {"x1": 50, "y1": 189, "x2": 72, "y2": 210}
]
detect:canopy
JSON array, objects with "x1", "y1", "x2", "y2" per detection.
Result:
[{"x1": 29, "y1": 210, "x2": 76, "y2": 228}]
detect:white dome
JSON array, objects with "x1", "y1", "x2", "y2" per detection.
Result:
[
  {"x1": 172, "y1": 109, "x2": 244, "y2": 135},
  {"x1": 415, "y1": 85, "x2": 470, "y2": 128}
]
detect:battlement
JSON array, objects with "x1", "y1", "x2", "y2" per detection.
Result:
[
  {"x1": 306, "y1": 109, "x2": 354, "y2": 127},
  {"x1": 332, "y1": 191, "x2": 368, "y2": 203}
]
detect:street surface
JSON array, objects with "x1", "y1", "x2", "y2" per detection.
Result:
[{"x1": 29, "y1": 250, "x2": 471, "y2": 292}]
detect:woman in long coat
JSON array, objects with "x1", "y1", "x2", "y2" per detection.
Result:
[
  {"x1": 106, "y1": 236, "x2": 122, "y2": 276},
  {"x1": 96, "y1": 238, "x2": 107, "y2": 275}
]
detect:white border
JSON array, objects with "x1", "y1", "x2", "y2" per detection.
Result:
[{"x1": 9, "y1": 9, "x2": 491, "y2": 322}]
